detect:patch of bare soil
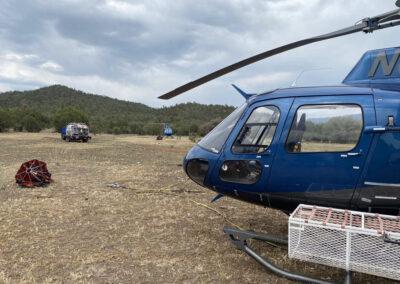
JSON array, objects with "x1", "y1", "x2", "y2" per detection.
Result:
[{"x1": 0, "y1": 133, "x2": 395, "y2": 283}]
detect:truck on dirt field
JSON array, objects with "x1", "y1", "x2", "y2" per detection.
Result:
[{"x1": 61, "y1": 123, "x2": 91, "y2": 142}]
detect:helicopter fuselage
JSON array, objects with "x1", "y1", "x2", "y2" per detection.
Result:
[{"x1": 184, "y1": 47, "x2": 400, "y2": 215}]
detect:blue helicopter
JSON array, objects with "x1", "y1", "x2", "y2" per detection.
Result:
[
  {"x1": 160, "y1": 3, "x2": 400, "y2": 283},
  {"x1": 160, "y1": 4, "x2": 400, "y2": 217},
  {"x1": 163, "y1": 124, "x2": 173, "y2": 137}
]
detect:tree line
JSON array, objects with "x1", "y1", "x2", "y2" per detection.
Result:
[
  {"x1": 0, "y1": 85, "x2": 235, "y2": 136},
  {"x1": 303, "y1": 116, "x2": 362, "y2": 144},
  {"x1": 0, "y1": 106, "x2": 232, "y2": 136}
]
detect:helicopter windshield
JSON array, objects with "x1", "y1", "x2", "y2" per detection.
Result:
[{"x1": 198, "y1": 103, "x2": 247, "y2": 153}]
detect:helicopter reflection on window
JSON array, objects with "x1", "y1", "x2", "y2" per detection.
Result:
[
  {"x1": 286, "y1": 104, "x2": 363, "y2": 153},
  {"x1": 232, "y1": 106, "x2": 280, "y2": 154}
]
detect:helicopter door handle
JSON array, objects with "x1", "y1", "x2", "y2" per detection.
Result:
[{"x1": 347, "y1": 152, "x2": 361, "y2": 157}]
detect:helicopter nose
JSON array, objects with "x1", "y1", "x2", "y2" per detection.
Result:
[
  {"x1": 183, "y1": 145, "x2": 220, "y2": 187},
  {"x1": 186, "y1": 159, "x2": 209, "y2": 186}
]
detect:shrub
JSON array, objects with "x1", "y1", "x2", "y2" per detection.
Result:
[{"x1": 22, "y1": 115, "x2": 41, "y2": 132}]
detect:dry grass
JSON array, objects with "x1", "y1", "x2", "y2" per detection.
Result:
[
  {"x1": 0, "y1": 133, "x2": 395, "y2": 283},
  {"x1": 300, "y1": 142, "x2": 355, "y2": 152}
]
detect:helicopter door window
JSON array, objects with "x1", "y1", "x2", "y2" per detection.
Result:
[
  {"x1": 232, "y1": 106, "x2": 280, "y2": 154},
  {"x1": 286, "y1": 104, "x2": 363, "y2": 153}
]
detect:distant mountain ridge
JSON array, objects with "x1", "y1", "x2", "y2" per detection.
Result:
[
  {"x1": 0, "y1": 85, "x2": 235, "y2": 135},
  {"x1": 0, "y1": 85, "x2": 151, "y2": 116}
]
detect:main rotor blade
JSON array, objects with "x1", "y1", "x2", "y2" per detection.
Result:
[
  {"x1": 159, "y1": 8, "x2": 400, "y2": 100},
  {"x1": 158, "y1": 24, "x2": 365, "y2": 100}
]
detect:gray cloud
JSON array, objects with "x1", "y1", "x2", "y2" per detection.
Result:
[{"x1": 0, "y1": 0, "x2": 398, "y2": 107}]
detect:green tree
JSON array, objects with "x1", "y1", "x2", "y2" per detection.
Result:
[
  {"x1": 52, "y1": 107, "x2": 89, "y2": 132},
  {"x1": 322, "y1": 116, "x2": 361, "y2": 143},
  {"x1": 129, "y1": 123, "x2": 143, "y2": 134},
  {"x1": 0, "y1": 108, "x2": 12, "y2": 132},
  {"x1": 189, "y1": 123, "x2": 199, "y2": 135},
  {"x1": 200, "y1": 119, "x2": 221, "y2": 136},
  {"x1": 22, "y1": 115, "x2": 41, "y2": 132},
  {"x1": 112, "y1": 126, "x2": 122, "y2": 135},
  {"x1": 143, "y1": 124, "x2": 162, "y2": 135},
  {"x1": 89, "y1": 121, "x2": 104, "y2": 134}
]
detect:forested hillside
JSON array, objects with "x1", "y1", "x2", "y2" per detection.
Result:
[{"x1": 0, "y1": 85, "x2": 235, "y2": 135}]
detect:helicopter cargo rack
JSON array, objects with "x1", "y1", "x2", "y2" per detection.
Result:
[
  {"x1": 289, "y1": 204, "x2": 400, "y2": 281},
  {"x1": 223, "y1": 204, "x2": 400, "y2": 283}
]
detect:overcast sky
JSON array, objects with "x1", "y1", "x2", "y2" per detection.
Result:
[{"x1": 0, "y1": 0, "x2": 398, "y2": 107}]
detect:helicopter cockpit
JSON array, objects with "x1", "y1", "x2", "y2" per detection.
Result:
[
  {"x1": 187, "y1": 100, "x2": 284, "y2": 187},
  {"x1": 197, "y1": 102, "x2": 247, "y2": 154},
  {"x1": 232, "y1": 105, "x2": 280, "y2": 154},
  {"x1": 185, "y1": 91, "x2": 369, "y2": 201}
]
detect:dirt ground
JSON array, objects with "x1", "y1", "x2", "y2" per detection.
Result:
[{"x1": 0, "y1": 133, "x2": 396, "y2": 283}]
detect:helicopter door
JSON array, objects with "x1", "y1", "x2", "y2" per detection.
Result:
[
  {"x1": 213, "y1": 98, "x2": 293, "y2": 200},
  {"x1": 268, "y1": 95, "x2": 375, "y2": 208}
]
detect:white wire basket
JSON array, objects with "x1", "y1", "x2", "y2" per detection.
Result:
[{"x1": 288, "y1": 204, "x2": 400, "y2": 280}]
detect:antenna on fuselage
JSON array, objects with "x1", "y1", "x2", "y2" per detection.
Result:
[
  {"x1": 291, "y1": 68, "x2": 331, "y2": 87},
  {"x1": 231, "y1": 84, "x2": 255, "y2": 100}
]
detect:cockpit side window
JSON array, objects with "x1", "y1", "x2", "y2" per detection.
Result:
[{"x1": 232, "y1": 105, "x2": 280, "y2": 154}]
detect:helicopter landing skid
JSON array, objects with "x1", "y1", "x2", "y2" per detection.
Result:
[{"x1": 223, "y1": 226, "x2": 353, "y2": 284}]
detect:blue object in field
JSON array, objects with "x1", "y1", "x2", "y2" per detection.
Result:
[
  {"x1": 164, "y1": 124, "x2": 173, "y2": 136},
  {"x1": 61, "y1": 127, "x2": 66, "y2": 134}
]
